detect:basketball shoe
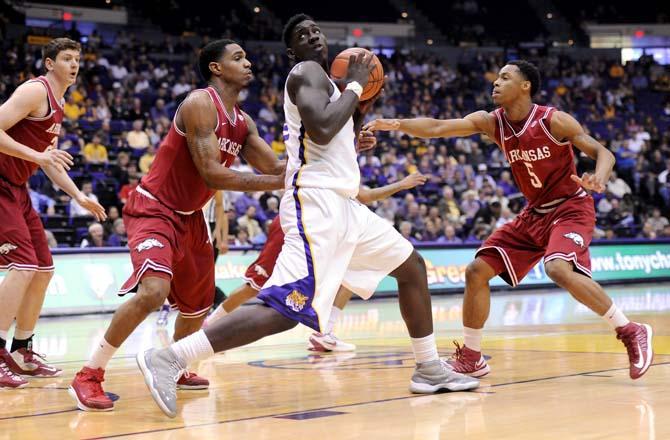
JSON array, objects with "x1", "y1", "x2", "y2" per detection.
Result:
[
  {"x1": 308, "y1": 332, "x2": 356, "y2": 352},
  {"x1": 69, "y1": 367, "x2": 114, "y2": 411},
  {"x1": 177, "y1": 371, "x2": 209, "y2": 390},
  {"x1": 410, "y1": 359, "x2": 480, "y2": 393},
  {"x1": 10, "y1": 347, "x2": 62, "y2": 377},
  {"x1": 445, "y1": 342, "x2": 490, "y2": 378},
  {"x1": 616, "y1": 322, "x2": 653, "y2": 379},
  {"x1": 0, "y1": 349, "x2": 27, "y2": 389},
  {"x1": 136, "y1": 347, "x2": 186, "y2": 418},
  {"x1": 156, "y1": 304, "x2": 170, "y2": 327}
]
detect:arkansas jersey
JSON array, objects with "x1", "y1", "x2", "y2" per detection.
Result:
[
  {"x1": 141, "y1": 87, "x2": 248, "y2": 212},
  {"x1": 0, "y1": 76, "x2": 63, "y2": 186},
  {"x1": 492, "y1": 104, "x2": 585, "y2": 211}
]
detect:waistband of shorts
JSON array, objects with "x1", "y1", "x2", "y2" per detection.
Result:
[
  {"x1": 136, "y1": 186, "x2": 195, "y2": 215},
  {"x1": 531, "y1": 188, "x2": 588, "y2": 215}
]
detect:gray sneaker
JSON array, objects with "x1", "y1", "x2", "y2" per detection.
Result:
[
  {"x1": 136, "y1": 347, "x2": 186, "y2": 418},
  {"x1": 410, "y1": 359, "x2": 480, "y2": 393}
]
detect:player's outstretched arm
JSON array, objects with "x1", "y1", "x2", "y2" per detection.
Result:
[
  {"x1": 356, "y1": 172, "x2": 428, "y2": 205},
  {"x1": 551, "y1": 111, "x2": 614, "y2": 193},
  {"x1": 239, "y1": 112, "x2": 286, "y2": 176},
  {"x1": 287, "y1": 55, "x2": 373, "y2": 145},
  {"x1": 182, "y1": 92, "x2": 284, "y2": 191},
  {"x1": 364, "y1": 111, "x2": 492, "y2": 139},
  {"x1": 0, "y1": 82, "x2": 73, "y2": 170}
]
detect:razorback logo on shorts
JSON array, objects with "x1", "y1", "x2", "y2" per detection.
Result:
[
  {"x1": 254, "y1": 264, "x2": 269, "y2": 279},
  {"x1": 135, "y1": 238, "x2": 165, "y2": 253},
  {"x1": 563, "y1": 232, "x2": 584, "y2": 248},
  {"x1": 0, "y1": 243, "x2": 18, "y2": 255},
  {"x1": 285, "y1": 290, "x2": 308, "y2": 312}
]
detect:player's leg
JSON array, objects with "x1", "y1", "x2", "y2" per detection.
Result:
[
  {"x1": 308, "y1": 286, "x2": 356, "y2": 352},
  {"x1": 135, "y1": 188, "x2": 350, "y2": 417},
  {"x1": 545, "y1": 211, "x2": 653, "y2": 379},
  {"x1": 9, "y1": 207, "x2": 61, "y2": 378},
  {"x1": 204, "y1": 283, "x2": 258, "y2": 328},
  {"x1": 344, "y1": 207, "x2": 478, "y2": 393},
  {"x1": 449, "y1": 219, "x2": 543, "y2": 377},
  {"x1": 0, "y1": 191, "x2": 42, "y2": 389}
]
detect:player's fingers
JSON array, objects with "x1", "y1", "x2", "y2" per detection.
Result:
[
  {"x1": 362, "y1": 121, "x2": 376, "y2": 131},
  {"x1": 570, "y1": 174, "x2": 582, "y2": 184},
  {"x1": 56, "y1": 150, "x2": 73, "y2": 161}
]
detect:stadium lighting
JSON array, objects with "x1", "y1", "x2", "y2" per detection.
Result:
[
  {"x1": 427, "y1": 39, "x2": 434, "y2": 45},
  {"x1": 546, "y1": 12, "x2": 553, "y2": 19},
  {"x1": 254, "y1": 6, "x2": 260, "y2": 13},
  {"x1": 401, "y1": 12, "x2": 408, "y2": 18}
]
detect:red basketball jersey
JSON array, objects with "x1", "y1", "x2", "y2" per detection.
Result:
[
  {"x1": 0, "y1": 76, "x2": 63, "y2": 186},
  {"x1": 492, "y1": 104, "x2": 584, "y2": 210},
  {"x1": 141, "y1": 87, "x2": 248, "y2": 212}
]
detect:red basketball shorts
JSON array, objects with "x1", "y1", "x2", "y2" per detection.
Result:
[{"x1": 243, "y1": 215, "x2": 283, "y2": 291}]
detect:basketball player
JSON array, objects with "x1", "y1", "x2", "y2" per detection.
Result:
[
  {"x1": 69, "y1": 39, "x2": 286, "y2": 411},
  {"x1": 0, "y1": 38, "x2": 106, "y2": 389},
  {"x1": 204, "y1": 172, "x2": 430, "y2": 353},
  {"x1": 136, "y1": 14, "x2": 478, "y2": 418},
  {"x1": 365, "y1": 60, "x2": 654, "y2": 380}
]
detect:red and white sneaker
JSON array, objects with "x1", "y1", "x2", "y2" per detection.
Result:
[
  {"x1": 68, "y1": 367, "x2": 114, "y2": 411},
  {"x1": 9, "y1": 348, "x2": 62, "y2": 377},
  {"x1": 445, "y1": 342, "x2": 490, "y2": 378},
  {"x1": 308, "y1": 332, "x2": 356, "y2": 352},
  {"x1": 0, "y1": 349, "x2": 28, "y2": 389},
  {"x1": 616, "y1": 322, "x2": 654, "y2": 379},
  {"x1": 177, "y1": 371, "x2": 209, "y2": 390}
]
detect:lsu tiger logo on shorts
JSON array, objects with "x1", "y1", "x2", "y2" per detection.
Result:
[
  {"x1": 136, "y1": 238, "x2": 165, "y2": 252},
  {"x1": 563, "y1": 232, "x2": 584, "y2": 248},
  {"x1": 285, "y1": 290, "x2": 308, "y2": 312},
  {"x1": 0, "y1": 243, "x2": 17, "y2": 255}
]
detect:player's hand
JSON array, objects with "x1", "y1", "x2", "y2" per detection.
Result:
[
  {"x1": 400, "y1": 173, "x2": 428, "y2": 190},
  {"x1": 357, "y1": 130, "x2": 377, "y2": 152},
  {"x1": 345, "y1": 52, "x2": 375, "y2": 88},
  {"x1": 358, "y1": 75, "x2": 387, "y2": 113},
  {"x1": 213, "y1": 225, "x2": 229, "y2": 255},
  {"x1": 75, "y1": 194, "x2": 107, "y2": 221},
  {"x1": 363, "y1": 118, "x2": 400, "y2": 132},
  {"x1": 570, "y1": 172, "x2": 606, "y2": 193},
  {"x1": 34, "y1": 149, "x2": 73, "y2": 171}
]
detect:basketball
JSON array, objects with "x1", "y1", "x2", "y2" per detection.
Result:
[{"x1": 330, "y1": 47, "x2": 384, "y2": 101}]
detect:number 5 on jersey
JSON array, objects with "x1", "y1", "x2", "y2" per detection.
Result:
[{"x1": 523, "y1": 161, "x2": 543, "y2": 188}]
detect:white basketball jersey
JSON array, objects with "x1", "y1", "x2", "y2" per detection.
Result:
[{"x1": 283, "y1": 62, "x2": 360, "y2": 198}]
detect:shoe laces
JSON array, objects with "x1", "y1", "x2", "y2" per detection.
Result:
[
  {"x1": 169, "y1": 360, "x2": 184, "y2": 384},
  {"x1": 182, "y1": 371, "x2": 193, "y2": 379},
  {"x1": 0, "y1": 360, "x2": 22, "y2": 381},
  {"x1": 22, "y1": 348, "x2": 48, "y2": 363},
  {"x1": 450, "y1": 341, "x2": 465, "y2": 362},
  {"x1": 617, "y1": 328, "x2": 640, "y2": 361}
]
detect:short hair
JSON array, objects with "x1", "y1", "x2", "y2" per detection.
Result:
[
  {"x1": 507, "y1": 60, "x2": 541, "y2": 97},
  {"x1": 42, "y1": 38, "x2": 81, "y2": 66},
  {"x1": 198, "y1": 39, "x2": 237, "y2": 81},
  {"x1": 282, "y1": 13, "x2": 313, "y2": 48}
]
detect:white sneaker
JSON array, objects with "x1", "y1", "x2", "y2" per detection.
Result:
[{"x1": 308, "y1": 332, "x2": 356, "y2": 352}]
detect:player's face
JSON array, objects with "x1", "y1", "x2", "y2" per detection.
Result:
[
  {"x1": 289, "y1": 20, "x2": 328, "y2": 64},
  {"x1": 219, "y1": 44, "x2": 253, "y2": 87},
  {"x1": 47, "y1": 49, "x2": 80, "y2": 86},
  {"x1": 492, "y1": 64, "x2": 529, "y2": 105}
]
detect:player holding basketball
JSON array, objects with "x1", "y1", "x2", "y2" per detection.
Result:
[
  {"x1": 204, "y1": 172, "x2": 430, "y2": 353},
  {"x1": 0, "y1": 38, "x2": 106, "y2": 389},
  {"x1": 136, "y1": 13, "x2": 478, "y2": 418},
  {"x1": 69, "y1": 39, "x2": 285, "y2": 411},
  {"x1": 365, "y1": 60, "x2": 653, "y2": 380}
]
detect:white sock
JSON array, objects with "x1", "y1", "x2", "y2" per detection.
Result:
[
  {"x1": 171, "y1": 330, "x2": 215, "y2": 365},
  {"x1": 326, "y1": 306, "x2": 342, "y2": 334},
  {"x1": 410, "y1": 333, "x2": 439, "y2": 364},
  {"x1": 13, "y1": 328, "x2": 34, "y2": 340},
  {"x1": 463, "y1": 327, "x2": 483, "y2": 352},
  {"x1": 603, "y1": 303, "x2": 630, "y2": 329},
  {"x1": 86, "y1": 338, "x2": 118, "y2": 370}
]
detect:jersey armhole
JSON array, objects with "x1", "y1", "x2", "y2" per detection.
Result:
[
  {"x1": 173, "y1": 89, "x2": 219, "y2": 135},
  {"x1": 24, "y1": 80, "x2": 53, "y2": 121},
  {"x1": 540, "y1": 108, "x2": 571, "y2": 146}
]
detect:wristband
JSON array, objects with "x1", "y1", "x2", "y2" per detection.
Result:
[{"x1": 345, "y1": 81, "x2": 363, "y2": 98}]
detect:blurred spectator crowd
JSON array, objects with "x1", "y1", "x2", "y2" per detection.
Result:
[{"x1": 2, "y1": 32, "x2": 670, "y2": 249}]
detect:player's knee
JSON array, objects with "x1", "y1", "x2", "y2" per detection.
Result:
[
  {"x1": 465, "y1": 259, "x2": 492, "y2": 285},
  {"x1": 393, "y1": 250, "x2": 426, "y2": 283},
  {"x1": 544, "y1": 260, "x2": 571, "y2": 286},
  {"x1": 136, "y1": 279, "x2": 169, "y2": 311}
]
